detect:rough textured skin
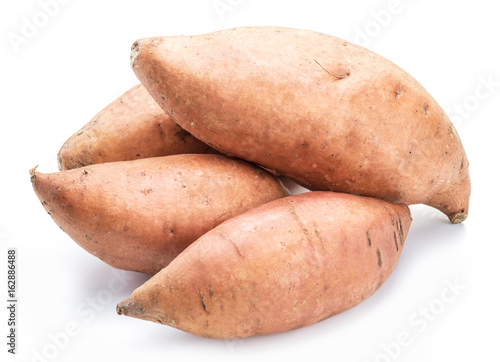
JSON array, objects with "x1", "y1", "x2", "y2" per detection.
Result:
[
  {"x1": 131, "y1": 27, "x2": 470, "y2": 223},
  {"x1": 31, "y1": 154, "x2": 289, "y2": 274},
  {"x1": 117, "y1": 192, "x2": 412, "y2": 339},
  {"x1": 57, "y1": 84, "x2": 215, "y2": 171}
]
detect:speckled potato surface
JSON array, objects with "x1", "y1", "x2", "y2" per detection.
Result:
[
  {"x1": 117, "y1": 192, "x2": 412, "y2": 339},
  {"x1": 31, "y1": 154, "x2": 289, "y2": 274},
  {"x1": 57, "y1": 84, "x2": 214, "y2": 171},
  {"x1": 131, "y1": 26, "x2": 470, "y2": 223}
]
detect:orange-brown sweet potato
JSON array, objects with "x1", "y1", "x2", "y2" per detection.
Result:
[
  {"x1": 31, "y1": 154, "x2": 289, "y2": 274},
  {"x1": 57, "y1": 84, "x2": 215, "y2": 171},
  {"x1": 131, "y1": 26, "x2": 470, "y2": 223},
  {"x1": 117, "y1": 192, "x2": 411, "y2": 339}
]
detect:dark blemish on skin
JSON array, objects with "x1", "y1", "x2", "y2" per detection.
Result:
[
  {"x1": 136, "y1": 154, "x2": 141, "y2": 157},
  {"x1": 175, "y1": 129, "x2": 190, "y2": 142},
  {"x1": 158, "y1": 123, "x2": 166, "y2": 138},
  {"x1": 396, "y1": 215, "x2": 404, "y2": 245},
  {"x1": 394, "y1": 232, "x2": 399, "y2": 251},
  {"x1": 200, "y1": 294, "x2": 208, "y2": 313},
  {"x1": 377, "y1": 249, "x2": 382, "y2": 267},
  {"x1": 423, "y1": 103, "x2": 430, "y2": 115},
  {"x1": 366, "y1": 230, "x2": 372, "y2": 247},
  {"x1": 82, "y1": 169, "x2": 91, "y2": 175},
  {"x1": 395, "y1": 85, "x2": 405, "y2": 98}
]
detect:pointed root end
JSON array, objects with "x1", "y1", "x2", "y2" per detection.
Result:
[
  {"x1": 448, "y1": 210, "x2": 468, "y2": 224},
  {"x1": 29, "y1": 165, "x2": 39, "y2": 184},
  {"x1": 130, "y1": 41, "x2": 140, "y2": 67},
  {"x1": 116, "y1": 298, "x2": 146, "y2": 317}
]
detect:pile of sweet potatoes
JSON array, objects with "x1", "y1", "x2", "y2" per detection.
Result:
[{"x1": 32, "y1": 26, "x2": 470, "y2": 339}]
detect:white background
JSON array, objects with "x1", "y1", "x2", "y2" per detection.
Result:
[{"x1": 1, "y1": 0, "x2": 499, "y2": 361}]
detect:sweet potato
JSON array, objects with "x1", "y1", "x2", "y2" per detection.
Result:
[
  {"x1": 31, "y1": 154, "x2": 289, "y2": 274},
  {"x1": 117, "y1": 192, "x2": 411, "y2": 339},
  {"x1": 131, "y1": 26, "x2": 470, "y2": 223},
  {"x1": 57, "y1": 84, "x2": 215, "y2": 171}
]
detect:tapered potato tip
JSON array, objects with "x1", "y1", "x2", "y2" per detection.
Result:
[
  {"x1": 130, "y1": 41, "x2": 139, "y2": 65},
  {"x1": 29, "y1": 165, "x2": 39, "y2": 183},
  {"x1": 130, "y1": 38, "x2": 164, "y2": 69},
  {"x1": 449, "y1": 211, "x2": 467, "y2": 224},
  {"x1": 130, "y1": 39, "x2": 148, "y2": 67},
  {"x1": 30, "y1": 167, "x2": 54, "y2": 197},
  {"x1": 117, "y1": 298, "x2": 143, "y2": 317},
  {"x1": 113, "y1": 193, "x2": 413, "y2": 338},
  {"x1": 57, "y1": 143, "x2": 81, "y2": 171}
]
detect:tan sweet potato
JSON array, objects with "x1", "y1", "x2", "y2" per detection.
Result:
[
  {"x1": 57, "y1": 84, "x2": 215, "y2": 171},
  {"x1": 31, "y1": 154, "x2": 289, "y2": 274},
  {"x1": 117, "y1": 192, "x2": 411, "y2": 339},
  {"x1": 131, "y1": 26, "x2": 470, "y2": 223}
]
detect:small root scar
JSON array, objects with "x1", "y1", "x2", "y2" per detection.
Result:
[
  {"x1": 395, "y1": 85, "x2": 406, "y2": 98},
  {"x1": 423, "y1": 103, "x2": 430, "y2": 116}
]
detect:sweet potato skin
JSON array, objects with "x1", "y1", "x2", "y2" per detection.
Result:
[
  {"x1": 131, "y1": 27, "x2": 470, "y2": 223},
  {"x1": 32, "y1": 154, "x2": 289, "y2": 274},
  {"x1": 57, "y1": 84, "x2": 214, "y2": 171},
  {"x1": 117, "y1": 192, "x2": 411, "y2": 339}
]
